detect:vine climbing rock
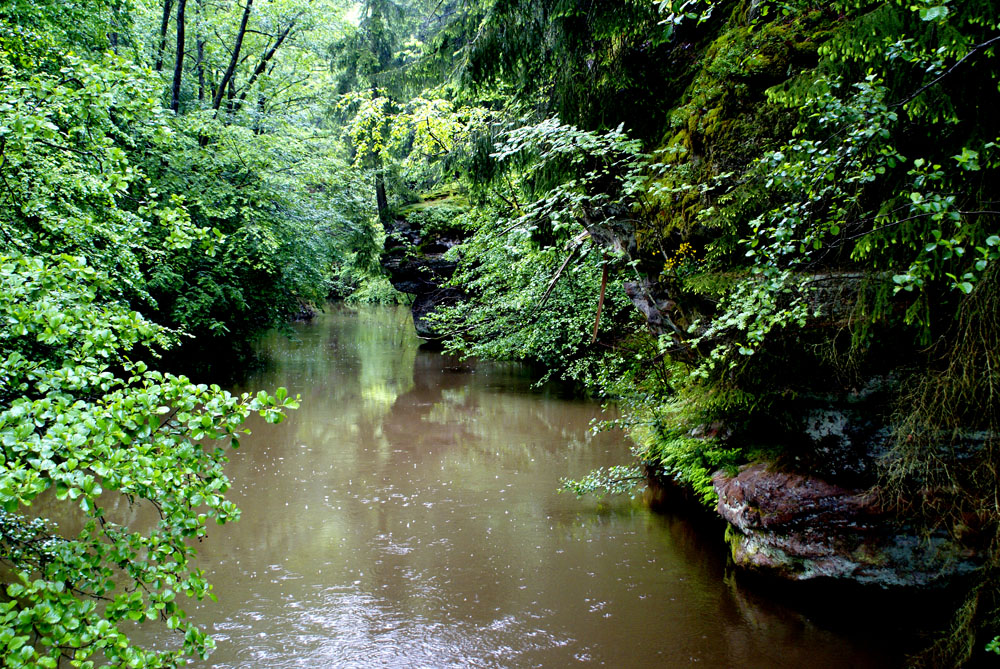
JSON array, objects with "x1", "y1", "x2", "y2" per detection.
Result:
[{"x1": 713, "y1": 462, "x2": 981, "y2": 588}]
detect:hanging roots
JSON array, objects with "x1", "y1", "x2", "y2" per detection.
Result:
[{"x1": 881, "y1": 264, "x2": 1000, "y2": 667}]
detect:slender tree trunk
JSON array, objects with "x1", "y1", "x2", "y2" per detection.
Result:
[
  {"x1": 253, "y1": 95, "x2": 267, "y2": 134},
  {"x1": 212, "y1": 0, "x2": 254, "y2": 112},
  {"x1": 197, "y1": 40, "x2": 205, "y2": 101},
  {"x1": 371, "y1": 85, "x2": 390, "y2": 225},
  {"x1": 171, "y1": 0, "x2": 187, "y2": 113},
  {"x1": 234, "y1": 18, "x2": 297, "y2": 111},
  {"x1": 154, "y1": 0, "x2": 174, "y2": 72},
  {"x1": 375, "y1": 166, "x2": 390, "y2": 225},
  {"x1": 195, "y1": 0, "x2": 205, "y2": 101},
  {"x1": 373, "y1": 147, "x2": 390, "y2": 225}
]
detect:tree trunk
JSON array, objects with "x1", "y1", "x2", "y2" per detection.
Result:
[
  {"x1": 154, "y1": 0, "x2": 174, "y2": 72},
  {"x1": 197, "y1": 39, "x2": 205, "y2": 101},
  {"x1": 212, "y1": 0, "x2": 254, "y2": 112},
  {"x1": 171, "y1": 0, "x2": 187, "y2": 113},
  {"x1": 195, "y1": 0, "x2": 205, "y2": 101},
  {"x1": 234, "y1": 18, "x2": 297, "y2": 111},
  {"x1": 371, "y1": 85, "x2": 390, "y2": 225},
  {"x1": 254, "y1": 95, "x2": 267, "y2": 134},
  {"x1": 375, "y1": 156, "x2": 390, "y2": 225}
]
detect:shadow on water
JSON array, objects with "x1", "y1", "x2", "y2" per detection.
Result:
[
  {"x1": 123, "y1": 303, "x2": 916, "y2": 668},
  {"x1": 155, "y1": 333, "x2": 274, "y2": 387}
]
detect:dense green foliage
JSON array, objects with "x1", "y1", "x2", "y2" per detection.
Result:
[
  {"x1": 0, "y1": 0, "x2": 369, "y2": 664},
  {"x1": 427, "y1": 120, "x2": 648, "y2": 373},
  {"x1": 6, "y1": 0, "x2": 1000, "y2": 664}
]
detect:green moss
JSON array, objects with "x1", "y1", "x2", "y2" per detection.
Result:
[
  {"x1": 638, "y1": 6, "x2": 842, "y2": 249},
  {"x1": 682, "y1": 270, "x2": 744, "y2": 299},
  {"x1": 395, "y1": 183, "x2": 473, "y2": 246},
  {"x1": 633, "y1": 420, "x2": 743, "y2": 508},
  {"x1": 396, "y1": 194, "x2": 470, "y2": 216},
  {"x1": 397, "y1": 182, "x2": 470, "y2": 215}
]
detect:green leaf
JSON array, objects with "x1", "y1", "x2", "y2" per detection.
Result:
[{"x1": 918, "y1": 5, "x2": 948, "y2": 21}]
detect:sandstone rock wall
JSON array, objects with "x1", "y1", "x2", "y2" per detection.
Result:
[{"x1": 381, "y1": 195, "x2": 469, "y2": 340}]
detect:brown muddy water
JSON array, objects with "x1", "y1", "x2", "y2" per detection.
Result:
[{"x1": 134, "y1": 304, "x2": 907, "y2": 667}]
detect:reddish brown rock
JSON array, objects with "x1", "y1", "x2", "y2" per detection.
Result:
[{"x1": 714, "y1": 462, "x2": 979, "y2": 587}]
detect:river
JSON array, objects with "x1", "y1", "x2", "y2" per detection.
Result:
[{"x1": 135, "y1": 304, "x2": 905, "y2": 667}]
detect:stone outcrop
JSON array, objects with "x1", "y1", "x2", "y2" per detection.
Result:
[
  {"x1": 590, "y1": 224, "x2": 966, "y2": 588},
  {"x1": 622, "y1": 278, "x2": 701, "y2": 364},
  {"x1": 609, "y1": 241, "x2": 981, "y2": 588},
  {"x1": 714, "y1": 462, "x2": 981, "y2": 588},
  {"x1": 381, "y1": 193, "x2": 469, "y2": 339}
]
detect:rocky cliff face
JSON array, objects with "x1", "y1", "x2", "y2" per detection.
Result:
[
  {"x1": 637, "y1": 281, "x2": 983, "y2": 587},
  {"x1": 381, "y1": 192, "x2": 469, "y2": 339},
  {"x1": 588, "y1": 214, "x2": 983, "y2": 590}
]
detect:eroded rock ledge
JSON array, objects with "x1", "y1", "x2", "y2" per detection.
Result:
[{"x1": 714, "y1": 462, "x2": 981, "y2": 588}]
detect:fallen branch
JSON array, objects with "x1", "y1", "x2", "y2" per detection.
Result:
[
  {"x1": 535, "y1": 231, "x2": 591, "y2": 312},
  {"x1": 591, "y1": 254, "x2": 609, "y2": 344}
]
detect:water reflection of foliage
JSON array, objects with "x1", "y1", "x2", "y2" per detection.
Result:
[
  {"x1": 210, "y1": 305, "x2": 628, "y2": 573},
  {"x1": 248, "y1": 304, "x2": 420, "y2": 429}
]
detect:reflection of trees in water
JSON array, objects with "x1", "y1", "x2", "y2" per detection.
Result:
[
  {"x1": 162, "y1": 306, "x2": 422, "y2": 566},
  {"x1": 127, "y1": 305, "x2": 903, "y2": 666},
  {"x1": 349, "y1": 339, "x2": 630, "y2": 624},
  {"x1": 248, "y1": 304, "x2": 418, "y2": 411},
  {"x1": 378, "y1": 350, "x2": 475, "y2": 458},
  {"x1": 379, "y1": 348, "x2": 616, "y2": 466},
  {"x1": 245, "y1": 304, "x2": 421, "y2": 454}
]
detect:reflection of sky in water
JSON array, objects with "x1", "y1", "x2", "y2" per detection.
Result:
[{"x1": 128, "y1": 305, "x2": 904, "y2": 668}]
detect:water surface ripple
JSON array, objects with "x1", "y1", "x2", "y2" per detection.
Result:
[{"x1": 135, "y1": 305, "x2": 902, "y2": 667}]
